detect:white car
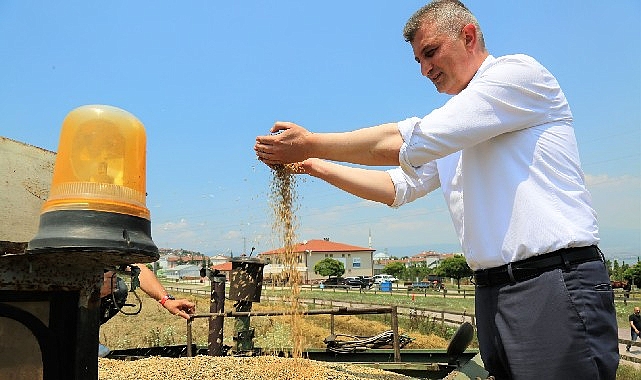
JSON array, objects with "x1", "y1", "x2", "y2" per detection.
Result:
[{"x1": 373, "y1": 274, "x2": 399, "y2": 284}]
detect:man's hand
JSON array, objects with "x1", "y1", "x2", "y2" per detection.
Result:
[
  {"x1": 161, "y1": 298, "x2": 196, "y2": 320},
  {"x1": 255, "y1": 121, "x2": 312, "y2": 165}
]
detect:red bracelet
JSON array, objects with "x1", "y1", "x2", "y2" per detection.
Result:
[{"x1": 159, "y1": 294, "x2": 175, "y2": 306}]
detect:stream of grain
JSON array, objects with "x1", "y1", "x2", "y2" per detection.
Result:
[{"x1": 269, "y1": 164, "x2": 303, "y2": 358}]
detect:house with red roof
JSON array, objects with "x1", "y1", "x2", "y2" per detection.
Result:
[
  {"x1": 164, "y1": 254, "x2": 209, "y2": 269},
  {"x1": 258, "y1": 238, "x2": 375, "y2": 284}
]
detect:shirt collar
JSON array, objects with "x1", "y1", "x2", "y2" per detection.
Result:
[{"x1": 469, "y1": 55, "x2": 496, "y2": 84}]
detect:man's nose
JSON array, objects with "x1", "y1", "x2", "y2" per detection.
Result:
[{"x1": 420, "y1": 62, "x2": 431, "y2": 77}]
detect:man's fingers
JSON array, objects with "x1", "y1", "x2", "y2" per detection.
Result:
[
  {"x1": 271, "y1": 121, "x2": 293, "y2": 134},
  {"x1": 258, "y1": 157, "x2": 283, "y2": 167}
]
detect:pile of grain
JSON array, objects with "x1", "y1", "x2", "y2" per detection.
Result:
[{"x1": 98, "y1": 356, "x2": 416, "y2": 380}]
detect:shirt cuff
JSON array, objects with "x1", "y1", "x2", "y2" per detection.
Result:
[
  {"x1": 397, "y1": 117, "x2": 422, "y2": 172},
  {"x1": 386, "y1": 168, "x2": 407, "y2": 208}
]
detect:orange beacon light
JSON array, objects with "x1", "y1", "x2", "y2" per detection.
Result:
[{"x1": 27, "y1": 105, "x2": 158, "y2": 264}]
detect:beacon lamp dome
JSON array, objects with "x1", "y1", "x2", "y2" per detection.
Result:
[{"x1": 27, "y1": 105, "x2": 158, "y2": 264}]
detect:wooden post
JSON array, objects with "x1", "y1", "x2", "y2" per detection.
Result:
[
  {"x1": 208, "y1": 272, "x2": 226, "y2": 356},
  {"x1": 186, "y1": 318, "x2": 193, "y2": 357},
  {"x1": 391, "y1": 306, "x2": 401, "y2": 363}
]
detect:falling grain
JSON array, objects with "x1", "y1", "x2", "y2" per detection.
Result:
[{"x1": 269, "y1": 164, "x2": 304, "y2": 358}]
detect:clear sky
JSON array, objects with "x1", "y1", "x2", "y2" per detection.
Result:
[{"x1": 1, "y1": 1, "x2": 639, "y2": 263}]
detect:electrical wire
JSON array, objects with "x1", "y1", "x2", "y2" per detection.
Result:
[{"x1": 323, "y1": 330, "x2": 413, "y2": 353}]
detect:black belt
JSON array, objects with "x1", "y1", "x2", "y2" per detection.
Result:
[{"x1": 473, "y1": 245, "x2": 602, "y2": 287}]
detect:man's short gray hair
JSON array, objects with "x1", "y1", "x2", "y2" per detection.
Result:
[{"x1": 403, "y1": 0, "x2": 485, "y2": 49}]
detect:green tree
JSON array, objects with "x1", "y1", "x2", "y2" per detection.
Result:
[
  {"x1": 612, "y1": 259, "x2": 622, "y2": 281},
  {"x1": 434, "y1": 255, "x2": 473, "y2": 289},
  {"x1": 383, "y1": 262, "x2": 406, "y2": 280},
  {"x1": 314, "y1": 258, "x2": 345, "y2": 278},
  {"x1": 623, "y1": 262, "x2": 641, "y2": 288},
  {"x1": 622, "y1": 261, "x2": 631, "y2": 279},
  {"x1": 406, "y1": 262, "x2": 430, "y2": 282},
  {"x1": 605, "y1": 259, "x2": 612, "y2": 277}
]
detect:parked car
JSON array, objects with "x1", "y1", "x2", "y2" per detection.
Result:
[
  {"x1": 321, "y1": 277, "x2": 347, "y2": 288},
  {"x1": 361, "y1": 276, "x2": 375, "y2": 286},
  {"x1": 344, "y1": 276, "x2": 370, "y2": 289},
  {"x1": 373, "y1": 274, "x2": 399, "y2": 284}
]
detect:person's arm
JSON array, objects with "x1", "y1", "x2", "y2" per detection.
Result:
[
  {"x1": 255, "y1": 121, "x2": 403, "y2": 166},
  {"x1": 135, "y1": 264, "x2": 195, "y2": 320},
  {"x1": 295, "y1": 158, "x2": 396, "y2": 206}
]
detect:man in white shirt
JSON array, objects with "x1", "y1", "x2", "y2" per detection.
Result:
[{"x1": 255, "y1": 1, "x2": 618, "y2": 379}]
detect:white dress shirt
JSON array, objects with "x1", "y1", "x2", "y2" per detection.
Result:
[{"x1": 387, "y1": 54, "x2": 599, "y2": 270}]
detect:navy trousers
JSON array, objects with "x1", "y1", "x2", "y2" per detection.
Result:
[{"x1": 475, "y1": 260, "x2": 619, "y2": 380}]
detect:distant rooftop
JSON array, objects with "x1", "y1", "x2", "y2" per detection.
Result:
[{"x1": 260, "y1": 239, "x2": 374, "y2": 255}]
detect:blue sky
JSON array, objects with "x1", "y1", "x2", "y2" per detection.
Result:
[{"x1": 1, "y1": 1, "x2": 639, "y2": 263}]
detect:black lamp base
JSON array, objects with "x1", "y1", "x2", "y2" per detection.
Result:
[{"x1": 26, "y1": 210, "x2": 159, "y2": 265}]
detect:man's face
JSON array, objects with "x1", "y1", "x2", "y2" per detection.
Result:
[
  {"x1": 635, "y1": 307, "x2": 640, "y2": 314},
  {"x1": 410, "y1": 21, "x2": 477, "y2": 95}
]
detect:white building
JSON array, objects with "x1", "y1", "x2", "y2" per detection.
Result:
[
  {"x1": 259, "y1": 238, "x2": 375, "y2": 283},
  {"x1": 164, "y1": 264, "x2": 201, "y2": 280}
]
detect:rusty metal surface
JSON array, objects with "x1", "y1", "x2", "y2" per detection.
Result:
[
  {"x1": 228, "y1": 257, "x2": 265, "y2": 302},
  {"x1": 0, "y1": 253, "x2": 104, "y2": 306},
  {"x1": 208, "y1": 273, "x2": 226, "y2": 356},
  {"x1": 1, "y1": 241, "x2": 28, "y2": 255}
]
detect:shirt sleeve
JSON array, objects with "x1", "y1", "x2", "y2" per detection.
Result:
[
  {"x1": 385, "y1": 116, "x2": 442, "y2": 207},
  {"x1": 400, "y1": 55, "x2": 572, "y2": 168},
  {"x1": 386, "y1": 161, "x2": 440, "y2": 208}
]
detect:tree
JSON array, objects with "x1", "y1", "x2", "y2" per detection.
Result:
[
  {"x1": 406, "y1": 262, "x2": 430, "y2": 282},
  {"x1": 610, "y1": 259, "x2": 618, "y2": 280},
  {"x1": 605, "y1": 259, "x2": 612, "y2": 278},
  {"x1": 435, "y1": 255, "x2": 473, "y2": 289},
  {"x1": 314, "y1": 258, "x2": 345, "y2": 278},
  {"x1": 383, "y1": 262, "x2": 406, "y2": 280},
  {"x1": 623, "y1": 262, "x2": 641, "y2": 288}
]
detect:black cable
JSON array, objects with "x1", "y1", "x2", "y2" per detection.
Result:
[{"x1": 324, "y1": 330, "x2": 413, "y2": 353}]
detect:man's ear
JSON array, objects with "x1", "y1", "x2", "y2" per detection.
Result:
[{"x1": 462, "y1": 23, "x2": 477, "y2": 51}]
